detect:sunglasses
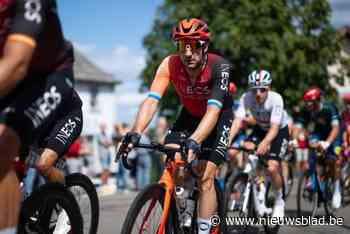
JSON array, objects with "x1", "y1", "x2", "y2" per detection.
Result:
[
  {"x1": 176, "y1": 40, "x2": 205, "y2": 52},
  {"x1": 252, "y1": 88, "x2": 268, "y2": 93}
]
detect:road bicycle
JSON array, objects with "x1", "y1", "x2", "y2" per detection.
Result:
[
  {"x1": 224, "y1": 143, "x2": 284, "y2": 234},
  {"x1": 117, "y1": 141, "x2": 226, "y2": 234},
  {"x1": 296, "y1": 143, "x2": 338, "y2": 220}
]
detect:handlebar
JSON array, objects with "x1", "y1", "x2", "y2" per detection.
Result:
[{"x1": 115, "y1": 141, "x2": 212, "y2": 178}]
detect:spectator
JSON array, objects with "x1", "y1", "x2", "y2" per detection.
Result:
[
  {"x1": 97, "y1": 123, "x2": 113, "y2": 185},
  {"x1": 65, "y1": 136, "x2": 92, "y2": 174},
  {"x1": 113, "y1": 123, "x2": 128, "y2": 192},
  {"x1": 135, "y1": 130, "x2": 152, "y2": 190}
]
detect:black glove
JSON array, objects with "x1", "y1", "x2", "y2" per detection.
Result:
[
  {"x1": 184, "y1": 138, "x2": 201, "y2": 155},
  {"x1": 122, "y1": 132, "x2": 141, "y2": 147}
]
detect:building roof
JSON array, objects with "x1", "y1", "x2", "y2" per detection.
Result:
[{"x1": 74, "y1": 49, "x2": 120, "y2": 85}]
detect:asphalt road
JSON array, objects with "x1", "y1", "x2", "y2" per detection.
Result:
[{"x1": 97, "y1": 180, "x2": 350, "y2": 234}]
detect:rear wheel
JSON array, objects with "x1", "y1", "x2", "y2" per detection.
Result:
[
  {"x1": 66, "y1": 173, "x2": 99, "y2": 234},
  {"x1": 121, "y1": 183, "x2": 179, "y2": 234},
  {"x1": 18, "y1": 182, "x2": 83, "y2": 234}
]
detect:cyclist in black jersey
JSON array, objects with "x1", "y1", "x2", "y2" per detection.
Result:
[
  {"x1": 0, "y1": 1, "x2": 78, "y2": 232},
  {"x1": 292, "y1": 87, "x2": 342, "y2": 209}
]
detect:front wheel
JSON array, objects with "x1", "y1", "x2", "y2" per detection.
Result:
[
  {"x1": 121, "y1": 183, "x2": 179, "y2": 234},
  {"x1": 18, "y1": 182, "x2": 83, "y2": 234},
  {"x1": 296, "y1": 173, "x2": 318, "y2": 220}
]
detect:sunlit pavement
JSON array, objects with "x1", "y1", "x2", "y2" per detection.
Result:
[{"x1": 97, "y1": 178, "x2": 350, "y2": 234}]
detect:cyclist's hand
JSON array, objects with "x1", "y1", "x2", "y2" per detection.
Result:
[
  {"x1": 242, "y1": 141, "x2": 256, "y2": 151},
  {"x1": 257, "y1": 141, "x2": 270, "y2": 156},
  {"x1": 319, "y1": 141, "x2": 330, "y2": 151},
  {"x1": 119, "y1": 132, "x2": 141, "y2": 154},
  {"x1": 184, "y1": 138, "x2": 201, "y2": 163},
  {"x1": 289, "y1": 139, "x2": 298, "y2": 149}
]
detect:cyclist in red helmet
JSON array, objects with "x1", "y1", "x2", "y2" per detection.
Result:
[
  {"x1": 119, "y1": 18, "x2": 234, "y2": 233},
  {"x1": 293, "y1": 86, "x2": 342, "y2": 209}
]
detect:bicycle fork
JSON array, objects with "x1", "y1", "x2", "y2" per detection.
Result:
[{"x1": 242, "y1": 181, "x2": 251, "y2": 214}]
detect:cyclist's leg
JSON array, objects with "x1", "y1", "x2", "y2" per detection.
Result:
[
  {"x1": 266, "y1": 126, "x2": 289, "y2": 218},
  {"x1": 326, "y1": 142, "x2": 342, "y2": 208},
  {"x1": 197, "y1": 110, "x2": 232, "y2": 233},
  {"x1": 0, "y1": 125, "x2": 21, "y2": 231},
  {"x1": 36, "y1": 92, "x2": 83, "y2": 183}
]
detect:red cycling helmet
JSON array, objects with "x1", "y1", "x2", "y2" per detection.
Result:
[
  {"x1": 172, "y1": 18, "x2": 210, "y2": 41},
  {"x1": 303, "y1": 87, "x2": 321, "y2": 102}
]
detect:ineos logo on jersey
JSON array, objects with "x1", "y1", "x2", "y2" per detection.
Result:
[
  {"x1": 24, "y1": 86, "x2": 62, "y2": 128},
  {"x1": 24, "y1": 0, "x2": 42, "y2": 24},
  {"x1": 186, "y1": 85, "x2": 210, "y2": 96},
  {"x1": 55, "y1": 117, "x2": 80, "y2": 145},
  {"x1": 220, "y1": 64, "x2": 230, "y2": 91},
  {"x1": 216, "y1": 124, "x2": 231, "y2": 158}
]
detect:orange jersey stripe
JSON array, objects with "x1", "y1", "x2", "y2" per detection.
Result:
[
  {"x1": 7, "y1": 34, "x2": 36, "y2": 48},
  {"x1": 149, "y1": 56, "x2": 171, "y2": 97}
]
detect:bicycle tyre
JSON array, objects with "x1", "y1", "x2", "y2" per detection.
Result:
[
  {"x1": 285, "y1": 163, "x2": 294, "y2": 199},
  {"x1": 18, "y1": 182, "x2": 83, "y2": 234},
  {"x1": 66, "y1": 173, "x2": 99, "y2": 234},
  {"x1": 121, "y1": 183, "x2": 179, "y2": 234},
  {"x1": 296, "y1": 173, "x2": 318, "y2": 219},
  {"x1": 224, "y1": 173, "x2": 251, "y2": 233},
  {"x1": 264, "y1": 183, "x2": 281, "y2": 234}
]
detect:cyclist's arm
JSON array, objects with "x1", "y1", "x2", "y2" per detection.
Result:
[
  {"x1": 229, "y1": 117, "x2": 243, "y2": 146},
  {"x1": 0, "y1": 40, "x2": 33, "y2": 96},
  {"x1": 190, "y1": 62, "x2": 232, "y2": 143},
  {"x1": 190, "y1": 106, "x2": 221, "y2": 143},
  {"x1": 262, "y1": 95, "x2": 284, "y2": 144},
  {"x1": 326, "y1": 124, "x2": 339, "y2": 145},
  {"x1": 342, "y1": 131, "x2": 348, "y2": 147},
  {"x1": 0, "y1": 0, "x2": 49, "y2": 96},
  {"x1": 326, "y1": 104, "x2": 341, "y2": 145},
  {"x1": 262, "y1": 123, "x2": 279, "y2": 145},
  {"x1": 132, "y1": 57, "x2": 170, "y2": 133}
]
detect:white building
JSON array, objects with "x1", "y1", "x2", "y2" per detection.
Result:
[
  {"x1": 329, "y1": 26, "x2": 350, "y2": 97},
  {"x1": 74, "y1": 49, "x2": 119, "y2": 174},
  {"x1": 74, "y1": 49, "x2": 119, "y2": 135}
]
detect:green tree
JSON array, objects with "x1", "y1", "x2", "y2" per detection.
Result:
[{"x1": 141, "y1": 0, "x2": 344, "y2": 115}]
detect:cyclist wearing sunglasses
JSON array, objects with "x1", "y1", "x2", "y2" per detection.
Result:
[
  {"x1": 229, "y1": 70, "x2": 289, "y2": 219},
  {"x1": 292, "y1": 86, "x2": 342, "y2": 209},
  {"x1": 119, "y1": 18, "x2": 234, "y2": 234}
]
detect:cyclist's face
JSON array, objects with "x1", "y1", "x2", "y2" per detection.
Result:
[
  {"x1": 252, "y1": 87, "x2": 269, "y2": 104},
  {"x1": 305, "y1": 100, "x2": 320, "y2": 111},
  {"x1": 178, "y1": 40, "x2": 206, "y2": 70}
]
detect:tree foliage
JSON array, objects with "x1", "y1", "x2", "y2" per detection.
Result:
[{"x1": 141, "y1": 0, "x2": 345, "y2": 114}]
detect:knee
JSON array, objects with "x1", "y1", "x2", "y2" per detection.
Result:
[
  {"x1": 267, "y1": 163, "x2": 279, "y2": 176},
  {"x1": 199, "y1": 175, "x2": 215, "y2": 193}
]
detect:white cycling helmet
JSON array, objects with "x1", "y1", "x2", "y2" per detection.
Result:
[{"x1": 248, "y1": 70, "x2": 272, "y2": 88}]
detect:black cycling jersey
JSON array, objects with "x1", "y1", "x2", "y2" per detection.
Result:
[
  {"x1": 295, "y1": 102, "x2": 340, "y2": 140},
  {"x1": 0, "y1": 0, "x2": 74, "y2": 74}
]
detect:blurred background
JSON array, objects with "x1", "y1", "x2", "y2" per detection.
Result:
[{"x1": 56, "y1": 0, "x2": 350, "y2": 194}]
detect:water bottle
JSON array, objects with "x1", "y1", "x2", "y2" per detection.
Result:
[
  {"x1": 182, "y1": 197, "x2": 195, "y2": 227},
  {"x1": 175, "y1": 186, "x2": 195, "y2": 228}
]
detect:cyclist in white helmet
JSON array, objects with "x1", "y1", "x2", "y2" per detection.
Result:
[{"x1": 229, "y1": 70, "x2": 289, "y2": 219}]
